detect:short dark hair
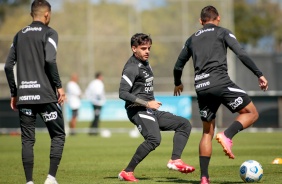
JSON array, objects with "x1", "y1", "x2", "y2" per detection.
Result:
[
  {"x1": 200, "y1": 5, "x2": 219, "y2": 24},
  {"x1": 31, "y1": 0, "x2": 51, "y2": 16},
  {"x1": 95, "y1": 72, "x2": 102, "y2": 79},
  {"x1": 131, "y1": 33, "x2": 152, "y2": 47}
]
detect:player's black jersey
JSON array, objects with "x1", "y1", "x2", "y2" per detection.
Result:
[
  {"x1": 119, "y1": 55, "x2": 154, "y2": 109},
  {"x1": 5, "y1": 21, "x2": 62, "y2": 105},
  {"x1": 174, "y1": 23, "x2": 263, "y2": 92}
]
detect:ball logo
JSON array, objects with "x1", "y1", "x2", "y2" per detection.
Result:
[
  {"x1": 240, "y1": 166, "x2": 246, "y2": 174},
  {"x1": 250, "y1": 166, "x2": 258, "y2": 174}
]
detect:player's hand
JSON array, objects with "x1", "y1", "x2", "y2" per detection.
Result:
[
  {"x1": 10, "y1": 96, "x2": 18, "y2": 111},
  {"x1": 57, "y1": 88, "x2": 66, "y2": 105},
  {"x1": 174, "y1": 84, "x2": 183, "y2": 96},
  {"x1": 147, "y1": 100, "x2": 162, "y2": 110},
  {"x1": 258, "y1": 76, "x2": 268, "y2": 91}
]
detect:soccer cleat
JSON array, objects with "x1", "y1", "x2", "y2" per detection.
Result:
[
  {"x1": 200, "y1": 176, "x2": 210, "y2": 184},
  {"x1": 44, "y1": 177, "x2": 58, "y2": 184},
  {"x1": 216, "y1": 132, "x2": 235, "y2": 159},
  {"x1": 167, "y1": 159, "x2": 195, "y2": 174},
  {"x1": 26, "y1": 181, "x2": 34, "y2": 184},
  {"x1": 118, "y1": 170, "x2": 138, "y2": 182}
]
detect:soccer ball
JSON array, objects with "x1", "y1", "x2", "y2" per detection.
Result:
[{"x1": 239, "y1": 160, "x2": 263, "y2": 183}]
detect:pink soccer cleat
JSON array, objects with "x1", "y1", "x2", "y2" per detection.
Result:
[
  {"x1": 200, "y1": 176, "x2": 210, "y2": 184},
  {"x1": 167, "y1": 159, "x2": 195, "y2": 174},
  {"x1": 216, "y1": 132, "x2": 235, "y2": 159},
  {"x1": 118, "y1": 170, "x2": 138, "y2": 182}
]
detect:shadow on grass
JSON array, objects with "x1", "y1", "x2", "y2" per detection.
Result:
[
  {"x1": 155, "y1": 177, "x2": 244, "y2": 184},
  {"x1": 104, "y1": 176, "x2": 244, "y2": 183}
]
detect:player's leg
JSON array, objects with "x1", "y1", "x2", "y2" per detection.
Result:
[
  {"x1": 197, "y1": 89, "x2": 221, "y2": 184},
  {"x1": 69, "y1": 109, "x2": 78, "y2": 135},
  {"x1": 39, "y1": 103, "x2": 65, "y2": 184},
  {"x1": 89, "y1": 105, "x2": 101, "y2": 135},
  {"x1": 18, "y1": 105, "x2": 37, "y2": 183},
  {"x1": 199, "y1": 119, "x2": 215, "y2": 184},
  {"x1": 216, "y1": 83, "x2": 254, "y2": 159},
  {"x1": 155, "y1": 110, "x2": 194, "y2": 173},
  {"x1": 235, "y1": 101, "x2": 258, "y2": 128},
  {"x1": 118, "y1": 109, "x2": 161, "y2": 181}
]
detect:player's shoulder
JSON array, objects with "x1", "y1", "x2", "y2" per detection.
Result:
[
  {"x1": 123, "y1": 56, "x2": 140, "y2": 74},
  {"x1": 126, "y1": 56, "x2": 141, "y2": 67},
  {"x1": 46, "y1": 26, "x2": 58, "y2": 35},
  {"x1": 217, "y1": 26, "x2": 233, "y2": 35},
  {"x1": 216, "y1": 26, "x2": 236, "y2": 39}
]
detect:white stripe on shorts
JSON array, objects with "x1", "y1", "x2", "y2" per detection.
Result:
[
  {"x1": 228, "y1": 87, "x2": 246, "y2": 94},
  {"x1": 139, "y1": 114, "x2": 155, "y2": 122},
  {"x1": 122, "y1": 75, "x2": 132, "y2": 87}
]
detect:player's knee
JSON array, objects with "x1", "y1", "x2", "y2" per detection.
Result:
[
  {"x1": 146, "y1": 135, "x2": 161, "y2": 150},
  {"x1": 252, "y1": 110, "x2": 259, "y2": 122},
  {"x1": 179, "y1": 119, "x2": 192, "y2": 133}
]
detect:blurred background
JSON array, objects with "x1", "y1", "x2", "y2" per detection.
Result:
[{"x1": 0, "y1": 0, "x2": 282, "y2": 130}]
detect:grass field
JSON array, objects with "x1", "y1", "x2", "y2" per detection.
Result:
[{"x1": 1, "y1": 121, "x2": 282, "y2": 184}]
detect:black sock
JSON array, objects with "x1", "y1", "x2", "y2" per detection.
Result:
[
  {"x1": 124, "y1": 144, "x2": 151, "y2": 172},
  {"x1": 23, "y1": 162, "x2": 33, "y2": 182},
  {"x1": 49, "y1": 158, "x2": 61, "y2": 177},
  {"x1": 200, "y1": 156, "x2": 210, "y2": 178},
  {"x1": 224, "y1": 121, "x2": 243, "y2": 139}
]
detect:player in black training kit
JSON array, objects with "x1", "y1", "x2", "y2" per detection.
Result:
[
  {"x1": 173, "y1": 6, "x2": 268, "y2": 184},
  {"x1": 4, "y1": 1, "x2": 66, "y2": 184},
  {"x1": 118, "y1": 33, "x2": 195, "y2": 182}
]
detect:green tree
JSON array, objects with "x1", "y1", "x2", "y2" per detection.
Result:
[{"x1": 234, "y1": 0, "x2": 282, "y2": 50}]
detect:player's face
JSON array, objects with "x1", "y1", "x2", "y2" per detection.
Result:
[{"x1": 132, "y1": 43, "x2": 151, "y2": 61}]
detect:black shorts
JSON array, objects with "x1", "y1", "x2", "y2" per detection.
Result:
[
  {"x1": 196, "y1": 83, "x2": 252, "y2": 121},
  {"x1": 71, "y1": 109, "x2": 79, "y2": 117}
]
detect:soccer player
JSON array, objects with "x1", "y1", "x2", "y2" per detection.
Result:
[
  {"x1": 4, "y1": 1, "x2": 66, "y2": 184},
  {"x1": 66, "y1": 73, "x2": 82, "y2": 135},
  {"x1": 85, "y1": 72, "x2": 106, "y2": 135},
  {"x1": 118, "y1": 33, "x2": 195, "y2": 182},
  {"x1": 173, "y1": 6, "x2": 268, "y2": 184}
]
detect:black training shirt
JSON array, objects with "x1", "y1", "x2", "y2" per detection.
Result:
[
  {"x1": 119, "y1": 55, "x2": 154, "y2": 109},
  {"x1": 174, "y1": 23, "x2": 263, "y2": 92},
  {"x1": 5, "y1": 21, "x2": 62, "y2": 105}
]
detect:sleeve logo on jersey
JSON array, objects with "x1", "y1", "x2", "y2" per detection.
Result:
[
  {"x1": 229, "y1": 33, "x2": 236, "y2": 39},
  {"x1": 19, "y1": 81, "x2": 41, "y2": 89},
  {"x1": 19, "y1": 95, "x2": 40, "y2": 101},
  {"x1": 195, "y1": 28, "x2": 214, "y2": 36},
  {"x1": 41, "y1": 111, "x2": 58, "y2": 122},
  {"x1": 228, "y1": 97, "x2": 243, "y2": 110},
  {"x1": 22, "y1": 26, "x2": 42, "y2": 33}
]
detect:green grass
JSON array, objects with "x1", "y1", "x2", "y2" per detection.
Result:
[{"x1": 1, "y1": 123, "x2": 282, "y2": 183}]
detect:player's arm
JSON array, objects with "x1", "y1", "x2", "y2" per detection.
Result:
[
  {"x1": 44, "y1": 29, "x2": 66, "y2": 103},
  {"x1": 119, "y1": 63, "x2": 143, "y2": 103},
  {"x1": 224, "y1": 30, "x2": 268, "y2": 91},
  {"x1": 173, "y1": 37, "x2": 192, "y2": 96},
  {"x1": 224, "y1": 30, "x2": 262, "y2": 77},
  {"x1": 4, "y1": 35, "x2": 18, "y2": 110}
]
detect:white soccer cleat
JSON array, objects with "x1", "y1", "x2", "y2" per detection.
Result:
[
  {"x1": 26, "y1": 181, "x2": 34, "y2": 184},
  {"x1": 44, "y1": 177, "x2": 58, "y2": 184}
]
